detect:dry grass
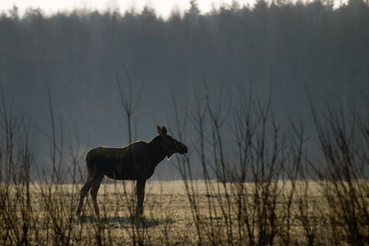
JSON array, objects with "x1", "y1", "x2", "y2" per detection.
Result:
[
  {"x1": 2, "y1": 83, "x2": 369, "y2": 245},
  {"x1": 2, "y1": 179, "x2": 363, "y2": 245}
]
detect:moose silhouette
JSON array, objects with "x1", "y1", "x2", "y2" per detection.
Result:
[{"x1": 76, "y1": 126, "x2": 188, "y2": 217}]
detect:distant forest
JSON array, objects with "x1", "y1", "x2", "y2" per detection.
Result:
[{"x1": 1, "y1": 0, "x2": 369, "y2": 179}]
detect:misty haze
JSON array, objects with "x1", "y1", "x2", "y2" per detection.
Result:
[{"x1": 0, "y1": 0, "x2": 368, "y2": 181}]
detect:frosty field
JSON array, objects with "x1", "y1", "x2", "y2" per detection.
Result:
[{"x1": 3, "y1": 179, "x2": 363, "y2": 245}]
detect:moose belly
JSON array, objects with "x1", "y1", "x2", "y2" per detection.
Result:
[
  {"x1": 105, "y1": 169, "x2": 136, "y2": 180},
  {"x1": 104, "y1": 166, "x2": 155, "y2": 181}
]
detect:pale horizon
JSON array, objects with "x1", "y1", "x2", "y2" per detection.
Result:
[
  {"x1": 0, "y1": 0, "x2": 348, "y2": 19},
  {"x1": 0, "y1": 0, "x2": 256, "y2": 19}
]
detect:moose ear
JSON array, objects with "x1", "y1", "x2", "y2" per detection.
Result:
[
  {"x1": 161, "y1": 126, "x2": 167, "y2": 135},
  {"x1": 157, "y1": 126, "x2": 168, "y2": 135}
]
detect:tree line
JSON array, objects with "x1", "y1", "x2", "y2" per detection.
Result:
[{"x1": 0, "y1": 0, "x2": 368, "y2": 179}]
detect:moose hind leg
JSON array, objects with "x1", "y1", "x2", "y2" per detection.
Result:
[
  {"x1": 76, "y1": 179, "x2": 94, "y2": 215},
  {"x1": 90, "y1": 175, "x2": 104, "y2": 216}
]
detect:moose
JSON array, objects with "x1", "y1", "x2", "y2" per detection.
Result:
[{"x1": 76, "y1": 126, "x2": 188, "y2": 217}]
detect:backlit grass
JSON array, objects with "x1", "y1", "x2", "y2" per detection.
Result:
[{"x1": 2, "y1": 180, "x2": 364, "y2": 245}]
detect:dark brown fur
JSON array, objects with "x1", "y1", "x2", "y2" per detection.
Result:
[{"x1": 76, "y1": 126, "x2": 188, "y2": 216}]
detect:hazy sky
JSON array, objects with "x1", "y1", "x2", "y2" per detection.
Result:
[{"x1": 0, "y1": 0, "x2": 258, "y2": 19}]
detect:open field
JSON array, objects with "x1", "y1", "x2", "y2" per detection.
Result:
[
  {"x1": 1, "y1": 81, "x2": 369, "y2": 245},
  {"x1": 2, "y1": 180, "x2": 368, "y2": 245}
]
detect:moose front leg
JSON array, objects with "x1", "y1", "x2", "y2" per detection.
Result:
[{"x1": 136, "y1": 179, "x2": 147, "y2": 217}]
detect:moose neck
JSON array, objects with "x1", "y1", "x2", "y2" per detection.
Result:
[{"x1": 148, "y1": 136, "x2": 172, "y2": 163}]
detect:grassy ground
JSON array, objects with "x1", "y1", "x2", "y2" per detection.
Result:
[{"x1": 3, "y1": 179, "x2": 364, "y2": 245}]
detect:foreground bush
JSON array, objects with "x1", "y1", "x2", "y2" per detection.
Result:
[{"x1": 1, "y1": 86, "x2": 369, "y2": 245}]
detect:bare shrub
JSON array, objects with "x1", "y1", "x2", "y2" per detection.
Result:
[{"x1": 310, "y1": 97, "x2": 369, "y2": 245}]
